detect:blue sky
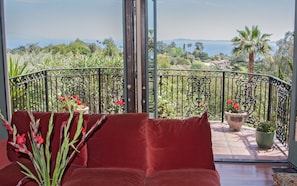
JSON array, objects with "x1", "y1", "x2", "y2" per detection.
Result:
[
  {"x1": 4, "y1": 0, "x2": 295, "y2": 48},
  {"x1": 156, "y1": 0, "x2": 295, "y2": 41}
]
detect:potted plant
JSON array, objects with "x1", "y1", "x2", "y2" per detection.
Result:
[
  {"x1": 0, "y1": 110, "x2": 107, "y2": 186},
  {"x1": 59, "y1": 95, "x2": 89, "y2": 114},
  {"x1": 255, "y1": 121, "x2": 276, "y2": 149},
  {"x1": 107, "y1": 99, "x2": 125, "y2": 114},
  {"x1": 224, "y1": 99, "x2": 247, "y2": 131}
]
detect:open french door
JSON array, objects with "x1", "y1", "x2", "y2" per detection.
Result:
[{"x1": 288, "y1": 0, "x2": 297, "y2": 168}]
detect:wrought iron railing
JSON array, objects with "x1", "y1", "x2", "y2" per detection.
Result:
[
  {"x1": 9, "y1": 68, "x2": 291, "y2": 146},
  {"x1": 10, "y1": 68, "x2": 124, "y2": 114}
]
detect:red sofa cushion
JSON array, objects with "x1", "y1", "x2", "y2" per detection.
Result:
[
  {"x1": 7, "y1": 111, "x2": 88, "y2": 167},
  {"x1": 146, "y1": 168, "x2": 220, "y2": 186},
  {"x1": 63, "y1": 168, "x2": 146, "y2": 186},
  {"x1": 146, "y1": 112, "x2": 215, "y2": 175},
  {"x1": 0, "y1": 161, "x2": 79, "y2": 186},
  {"x1": 86, "y1": 113, "x2": 148, "y2": 170}
]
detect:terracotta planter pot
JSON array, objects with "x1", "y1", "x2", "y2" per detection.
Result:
[
  {"x1": 256, "y1": 130, "x2": 275, "y2": 149},
  {"x1": 75, "y1": 106, "x2": 89, "y2": 114},
  {"x1": 224, "y1": 111, "x2": 247, "y2": 131}
]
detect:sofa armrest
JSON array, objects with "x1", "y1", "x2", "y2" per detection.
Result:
[{"x1": 0, "y1": 138, "x2": 11, "y2": 169}]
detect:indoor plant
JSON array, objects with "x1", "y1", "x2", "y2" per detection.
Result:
[
  {"x1": 255, "y1": 121, "x2": 276, "y2": 149},
  {"x1": 224, "y1": 99, "x2": 247, "y2": 131},
  {"x1": 0, "y1": 110, "x2": 107, "y2": 186}
]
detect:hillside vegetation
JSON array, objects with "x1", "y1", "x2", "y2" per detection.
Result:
[{"x1": 7, "y1": 31, "x2": 294, "y2": 82}]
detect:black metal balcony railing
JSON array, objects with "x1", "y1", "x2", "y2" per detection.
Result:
[{"x1": 9, "y1": 68, "x2": 291, "y2": 147}]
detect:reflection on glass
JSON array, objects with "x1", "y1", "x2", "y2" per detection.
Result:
[{"x1": 295, "y1": 113, "x2": 297, "y2": 141}]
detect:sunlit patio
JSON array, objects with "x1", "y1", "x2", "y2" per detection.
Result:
[{"x1": 211, "y1": 121, "x2": 288, "y2": 162}]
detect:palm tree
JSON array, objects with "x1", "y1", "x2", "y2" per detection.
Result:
[{"x1": 231, "y1": 25, "x2": 272, "y2": 74}]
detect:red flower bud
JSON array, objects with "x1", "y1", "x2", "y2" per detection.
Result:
[
  {"x1": 34, "y1": 134, "x2": 44, "y2": 145},
  {"x1": 82, "y1": 127, "x2": 86, "y2": 135},
  {"x1": 5, "y1": 125, "x2": 13, "y2": 135},
  {"x1": 16, "y1": 134, "x2": 26, "y2": 146}
]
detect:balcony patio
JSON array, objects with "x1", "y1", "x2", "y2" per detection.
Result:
[{"x1": 211, "y1": 121, "x2": 288, "y2": 162}]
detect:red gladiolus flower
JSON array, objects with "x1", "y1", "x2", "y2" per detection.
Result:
[
  {"x1": 15, "y1": 147, "x2": 30, "y2": 155},
  {"x1": 227, "y1": 99, "x2": 233, "y2": 104},
  {"x1": 76, "y1": 100, "x2": 82, "y2": 105},
  {"x1": 34, "y1": 134, "x2": 44, "y2": 145},
  {"x1": 5, "y1": 125, "x2": 13, "y2": 135},
  {"x1": 2, "y1": 120, "x2": 8, "y2": 126},
  {"x1": 16, "y1": 134, "x2": 26, "y2": 146},
  {"x1": 2, "y1": 121, "x2": 13, "y2": 135},
  {"x1": 81, "y1": 128, "x2": 86, "y2": 136}
]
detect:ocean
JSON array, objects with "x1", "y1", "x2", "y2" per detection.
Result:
[{"x1": 165, "y1": 39, "x2": 278, "y2": 56}]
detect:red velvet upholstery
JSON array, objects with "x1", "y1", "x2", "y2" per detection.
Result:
[
  {"x1": 7, "y1": 111, "x2": 88, "y2": 167},
  {"x1": 7, "y1": 111, "x2": 51, "y2": 163},
  {"x1": 146, "y1": 168, "x2": 220, "y2": 186},
  {"x1": 146, "y1": 112, "x2": 215, "y2": 175},
  {"x1": 0, "y1": 161, "x2": 79, "y2": 186},
  {"x1": 0, "y1": 111, "x2": 220, "y2": 186},
  {"x1": 0, "y1": 138, "x2": 10, "y2": 169},
  {"x1": 0, "y1": 161, "x2": 37, "y2": 186},
  {"x1": 87, "y1": 113, "x2": 148, "y2": 170},
  {"x1": 63, "y1": 168, "x2": 146, "y2": 186}
]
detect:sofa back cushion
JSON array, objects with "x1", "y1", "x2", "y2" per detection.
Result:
[
  {"x1": 7, "y1": 111, "x2": 88, "y2": 167},
  {"x1": 146, "y1": 112, "x2": 215, "y2": 175},
  {"x1": 87, "y1": 113, "x2": 148, "y2": 170}
]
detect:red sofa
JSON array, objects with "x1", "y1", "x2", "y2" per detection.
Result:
[{"x1": 0, "y1": 111, "x2": 220, "y2": 186}]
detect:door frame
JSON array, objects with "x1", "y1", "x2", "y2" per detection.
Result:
[{"x1": 288, "y1": 0, "x2": 297, "y2": 168}]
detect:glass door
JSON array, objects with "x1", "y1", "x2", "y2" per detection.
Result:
[{"x1": 288, "y1": 0, "x2": 297, "y2": 167}]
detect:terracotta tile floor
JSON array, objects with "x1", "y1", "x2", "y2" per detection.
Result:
[{"x1": 211, "y1": 121, "x2": 288, "y2": 161}]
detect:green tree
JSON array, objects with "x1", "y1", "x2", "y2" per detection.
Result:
[
  {"x1": 69, "y1": 39, "x2": 91, "y2": 55},
  {"x1": 231, "y1": 25, "x2": 272, "y2": 74},
  {"x1": 157, "y1": 41, "x2": 168, "y2": 54},
  {"x1": 194, "y1": 42, "x2": 204, "y2": 51},
  {"x1": 102, "y1": 38, "x2": 119, "y2": 57},
  {"x1": 192, "y1": 49, "x2": 209, "y2": 61},
  {"x1": 187, "y1": 43, "x2": 192, "y2": 49},
  {"x1": 274, "y1": 31, "x2": 294, "y2": 81}
]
